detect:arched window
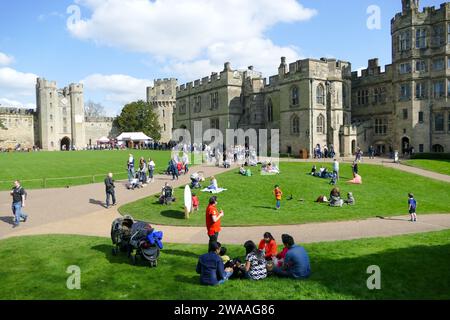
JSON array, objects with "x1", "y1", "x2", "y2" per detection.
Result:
[
  {"x1": 317, "y1": 114, "x2": 325, "y2": 134},
  {"x1": 267, "y1": 99, "x2": 273, "y2": 122},
  {"x1": 291, "y1": 86, "x2": 299, "y2": 106},
  {"x1": 291, "y1": 115, "x2": 300, "y2": 135},
  {"x1": 316, "y1": 84, "x2": 325, "y2": 105}
]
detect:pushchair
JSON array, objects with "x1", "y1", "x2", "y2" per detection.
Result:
[
  {"x1": 160, "y1": 186, "x2": 176, "y2": 205},
  {"x1": 190, "y1": 173, "x2": 202, "y2": 189},
  {"x1": 111, "y1": 218, "x2": 163, "y2": 267},
  {"x1": 111, "y1": 215, "x2": 135, "y2": 255}
]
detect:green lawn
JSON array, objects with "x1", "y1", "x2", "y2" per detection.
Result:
[
  {"x1": 120, "y1": 163, "x2": 450, "y2": 226},
  {"x1": 405, "y1": 159, "x2": 450, "y2": 176},
  {"x1": 0, "y1": 231, "x2": 449, "y2": 300},
  {"x1": 0, "y1": 150, "x2": 189, "y2": 190}
]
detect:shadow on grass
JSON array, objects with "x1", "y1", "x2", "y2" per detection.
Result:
[
  {"x1": 174, "y1": 274, "x2": 199, "y2": 285},
  {"x1": 0, "y1": 216, "x2": 15, "y2": 226},
  {"x1": 253, "y1": 206, "x2": 277, "y2": 211},
  {"x1": 310, "y1": 243, "x2": 450, "y2": 299},
  {"x1": 163, "y1": 249, "x2": 200, "y2": 259},
  {"x1": 90, "y1": 244, "x2": 151, "y2": 269},
  {"x1": 161, "y1": 210, "x2": 185, "y2": 220}
]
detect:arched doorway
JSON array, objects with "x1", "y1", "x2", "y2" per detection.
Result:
[
  {"x1": 432, "y1": 144, "x2": 444, "y2": 153},
  {"x1": 61, "y1": 137, "x2": 71, "y2": 151},
  {"x1": 401, "y1": 137, "x2": 410, "y2": 155}
]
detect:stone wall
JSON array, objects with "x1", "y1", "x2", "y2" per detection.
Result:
[{"x1": 0, "y1": 108, "x2": 35, "y2": 148}]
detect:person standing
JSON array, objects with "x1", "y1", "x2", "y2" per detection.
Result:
[
  {"x1": 127, "y1": 154, "x2": 135, "y2": 182},
  {"x1": 369, "y1": 146, "x2": 375, "y2": 159},
  {"x1": 352, "y1": 161, "x2": 359, "y2": 178},
  {"x1": 10, "y1": 180, "x2": 28, "y2": 228},
  {"x1": 332, "y1": 159, "x2": 340, "y2": 181},
  {"x1": 408, "y1": 193, "x2": 418, "y2": 222},
  {"x1": 148, "y1": 158, "x2": 155, "y2": 183},
  {"x1": 182, "y1": 152, "x2": 190, "y2": 174},
  {"x1": 273, "y1": 185, "x2": 283, "y2": 210},
  {"x1": 206, "y1": 196, "x2": 224, "y2": 245},
  {"x1": 104, "y1": 173, "x2": 116, "y2": 209}
]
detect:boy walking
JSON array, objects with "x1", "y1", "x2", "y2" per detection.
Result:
[
  {"x1": 10, "y1": 180, "x2": 28, "y2": 228},
  {"x1": 274, "y1": 185, "x2": 283, "y2": 210},
  {"x1": 408, "y1": 193, "x2": 417, "y2": 222}
]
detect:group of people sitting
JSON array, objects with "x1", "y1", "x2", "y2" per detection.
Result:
[
  {"x1": 315, "y1": 187, "x2": 355, "y2": 207},
  {"x1": 239, "y1": 165, "x2": 252, "y2": 177},
  {"x1": 196, "y1": 233, "x2": 311, "y2": 286},
  {"x1": 261, "y1": 161, "x2": 280, "y2": 174}
]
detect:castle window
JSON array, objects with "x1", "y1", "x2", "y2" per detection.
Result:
[
  {"x1": 164, "y1": 124, "x2": 166, "y2": 132},
  {"x1": 291, "y1": 115, "x2": 300, "y2": 135},
  {"x1": 415, "y1": 82, "x2": 427, "y2": 99},
  {"x1": 162, "y1": 90, "x2": 165, "y2": 95},
  {"x1": 415, "y1": 60, "x2": 427, "y2": 72},
  {"x1": 374, "y1": 88, "x2": 386, "y2": 104},
  {"x1": 433, "y1": 80, "x2": 445, "y2": 98},
  {"x1": 415, "y1": 28, "x2": 426, "y2": 49},
  {"x1": 49, "y1": 114, "x2": 53, "y2": 121},
  {"x1": 210, "y1": 118, "x2": 219, "y2": 130},
  {"x1": 399, "y1": 62, "x2": 412, "y2": 74},
  {"x1": 291, "y1": 86, "x2": 299, "y2": 106},
  {"x1": 267, "y1": 99, "x2": 274, "y2": 123},
  {"x1": 432, "y1": 25, "x2": 445, "y2": 47},
  {"x1": 316, "y1": 84, "x2": 325, "y2": 105},
  {"x1": 179, "y1": 100, "x2": 186, "y2": 115},
  {"x1": 418, "y1": 112, "x2": 424, "y2": 123},
  {"x1": 162, "y1": 110, "x2": 165, "y2": 118},
  {"x1": 432, "y1": 57, "x2": 445, "y2": 71},
  {"x1": 435, "y1": 113, "x2": 444, "y2": 131},
  {"x1": 194, "y1": 96, "x2": 202, "y2": 113},
  {"x1": 316, "y1": 114, "x2": 325, "y2": 134},
  {"x1": 403, "y1": 109, "x2": 408, "y2": 120},
  {"x1": 49, "y1": 92, "x2": 53, "y2": 99},
  {"x1": 357, "y1": 89, "x2": 369, "y2": 105},
  {"x1": 400, "y1": 83, "x2": 411, "y2": 100},
  {"x1": 51, "y1": 142, "x2": 54, "y2": 148},
  {"x1": 210, "y1": 92, "x2": 219, "y2": 110},
  {"x1": 375, "y1": 119, "x2": 387, "y2": 135},
  {"x1": 399, "y1": 31, "x2": 411, "y2": 51}
]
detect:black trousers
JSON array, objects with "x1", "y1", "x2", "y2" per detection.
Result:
[
  {"x1": 208, "y1": 232, "x2": 219, "y2": 245},
  {"x1": 106, "y1": 190, "x2": 116, "y2": 207}
]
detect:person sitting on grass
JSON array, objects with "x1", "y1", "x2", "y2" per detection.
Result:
[
  {"x1": 219, "y1": 245, "x2": 231, "y2": 265},
  {"x1": 236, "y1": 240, "x2": 267, "y2": 281},
  {"x1": 310, "y1": 165, "x2": 317, "y2": 176},
  {"x1": 273, "y1": 234, "x2": 311, "y2": 279},
  {"x1": 240, "y1": 165, "x2": 246, "y2": 175},
  {"x1": 345, "y1": 192, "x2": 355, "y2": 205},
  {"x1": 196, "y1": 242, "x2": 233, "y2": 286},
  {"x1": 258, "y1": 232, "x2": 278, "y2": 261},
  {"x1": 207, "y1": 176, "x2": 219, "y2": 191},
  {"x1": 329, "y1": 187, "x2": 343, "y2": 207}
]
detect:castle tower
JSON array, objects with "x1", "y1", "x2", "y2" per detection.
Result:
[
  {"x1": 402, "y1": 0, "x2": 420, "y2": 14},
  {"x1": 36, "y1": 78, "x2": 58, "y2": 150},
  {"x1": 147, "y1": 78, "x2": 177, "y2": 143},
  {"x1": 69, "y1": 83, "x2": 85, "y2": 149}
]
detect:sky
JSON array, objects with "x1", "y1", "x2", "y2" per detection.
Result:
[{"x1": 0, "y1": 0, "x2": 445, "y2": 116}]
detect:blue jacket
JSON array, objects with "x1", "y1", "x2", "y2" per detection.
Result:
[
  {"x1": 147, "y1": 231, "x2": 164, "y2": 249},
  {"x1": 285, "y1": 245, "x2": 311, "y2": 279},
  {"x1": 196, "y1": 252, "x2": 225, "y2": 286}
]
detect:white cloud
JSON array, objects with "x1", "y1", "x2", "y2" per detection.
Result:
[
  {"x1": 0, "y1": 52, "x2": 15, "y2": 66},
  {"x1": 69, "y1": 0, "x2": 317, "y2": 79},
  {"x1": 0, "y1": 67, "x2": 38, "y2": 108},
  {"x1": 80, "y1": 73, "x2": 154, "y2": 115}
]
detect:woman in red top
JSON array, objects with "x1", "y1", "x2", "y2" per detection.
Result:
[
  {"x1": 206, "y1": 196, "x2": 224, "y2": 245},
  {"x1": 258, "y1": 232, "x2": 278, "y2": 260}
]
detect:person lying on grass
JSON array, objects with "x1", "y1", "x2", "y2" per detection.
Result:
[
  {"x1": 329, "y1": 187, "x2": 343, "y2": 207},
  {"x1": 273, "y1": 234, "x2": 311, "y2": 279},
  {"x1": 235, "y1": 240, "x2": 267, "y2": 281},
  {"x1": 196, "y1": 241, "x2": 233, "y2": 286}
]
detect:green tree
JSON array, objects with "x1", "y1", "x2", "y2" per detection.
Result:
[{"x1": 115, "y1": 100, "x2": 162, "y2": 141}]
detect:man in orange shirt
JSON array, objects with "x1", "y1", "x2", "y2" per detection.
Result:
[
  {"x1": 274, "y1": 185, "x2": 283, "y2": 210},
  {"x1": 206, "y1": 196, "x2": 224, "y2": 245}
]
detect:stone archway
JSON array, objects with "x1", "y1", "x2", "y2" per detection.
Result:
[
  {"x1": 401, "y1": 137, "x2": 410, "y2": 155},
  {"x1": 61, "y1": 137, "x2": 71, "y2": 151}
]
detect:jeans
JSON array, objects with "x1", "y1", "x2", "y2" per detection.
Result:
[
  {"x1": 12, "y1": 202, "x2": 27, "y2": 226},
  {"x1": 127, "y1": 168, "x2": 135, "y2": 181},
  {"x1": 106, "y1": 190, "x2": 116, "y2": 207},
  {"x1": 148, "y1": 169, "x2": 154, "y2": 180},
  {"x1": 185, "y1": 164, "x2": 189, "y2": 173},
  {"x1": 276, "y1": 200, "x2": 281, "y2": 209},
  {"x1": 218, "y1": 270, "x2": 234, "y2": 285}
]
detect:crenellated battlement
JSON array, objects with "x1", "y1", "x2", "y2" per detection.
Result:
[
  {"x1": 351, "y1": 58, "x2": 392, "y2": 81},
  {"x1": 391, "y1": 2, "x2": 449, "y2": 27},
  {"x1": 0, "y1": 107, "x2": 35, "y2": 116},
  {"x1": 36, "y1": 77, "x2": 57, "y2": 90},
  {"x1": 154, "y1": 78, "x2": 177, "y2": 86}
]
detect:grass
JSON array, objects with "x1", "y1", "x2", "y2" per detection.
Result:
[
  {"x1": 119, "y1": 162, "x2": 450, "y2": 227},
  {"x1": 0, "y1": 150, "x2": 192, "y2": 190},
  {"x1": 404, "y1": 159, "x2": 450, "y2": 176},
  {"x1": 0, "y1": 231, "x2": 449, "y2": 300}
]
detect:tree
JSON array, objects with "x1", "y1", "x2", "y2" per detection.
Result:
[
  {"x1": 115, "y1": 100, "x2": 162, "y2": 141},
  {"x1": 84, "y1": 100, "x2": 106, "y2": 118}
]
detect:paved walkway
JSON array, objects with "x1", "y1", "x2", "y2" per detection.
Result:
[{"x1": 1, "y1": 158, "x2": 449, "y2": 244}]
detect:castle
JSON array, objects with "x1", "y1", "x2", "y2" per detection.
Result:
[
  {"x1": 1, "y1": 0, "x2": 449, "y2": 155},
  {"x1": 171, "y1": 0, "x2": 450, "y2": 156}
]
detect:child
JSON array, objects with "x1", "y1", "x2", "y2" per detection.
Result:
[
  {"x1": 192, "y1": 193, "x2": 199, "y2": 211},
  {"x1": 329, "y1": 172, "x2": 337, "y2": 185},
  {"x1": 219, "y1": 246, "x2": 231, "y2": 264},
  {"x1": 345, "y1": 192, "x2": 355, "y2": 205},
  {"x1": 408, "y1": 193, "x2": 417, "y2": 222},
  {"x1": 273, "y1": 185, "x2": 283, "y2": 210}
]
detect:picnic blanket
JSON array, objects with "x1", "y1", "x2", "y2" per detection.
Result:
[{"x1": 201, "y1": 188, "x2": 228, "y2": 194}]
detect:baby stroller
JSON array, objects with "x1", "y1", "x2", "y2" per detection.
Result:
[
  {"x1": 129, "y1": 221, "x2": 163, "y2": 267},
  {"x1": 190, "y1": 173, "x2": 202, "y2": 189},
  {"x1": 111, "y1": 215, "x2": 135, "y2": 256},
  {"x1": 160, "y1": 186, "x2": 176, "y2": 205}
]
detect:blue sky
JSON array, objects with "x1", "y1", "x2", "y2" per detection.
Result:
[{"x1": 0, "y1": 0, "x2": 445, "y2": 115}]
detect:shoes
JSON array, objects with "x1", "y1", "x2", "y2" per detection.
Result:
[
  {"x1": 23, "y1": 216, "x2": 27, "y2": 223},
  {"x1": 12, "y1": 224, "x2": 19, "y2": 229}
]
